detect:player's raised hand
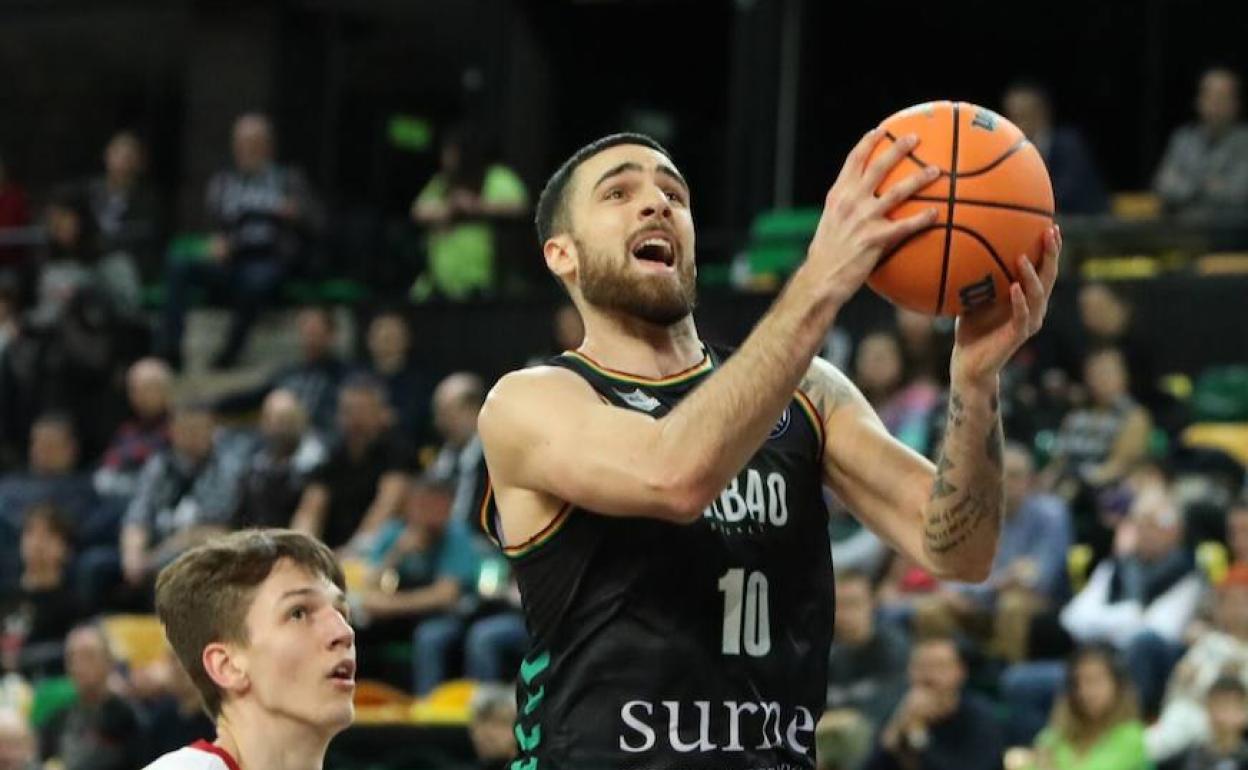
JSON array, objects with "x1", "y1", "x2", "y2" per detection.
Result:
[{"x1": 802, "y1": 128, "x2": 940, "y2": 307}]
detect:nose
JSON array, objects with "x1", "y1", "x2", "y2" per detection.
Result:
[
  {"x1": 326, "y1": 607, "x2": 355, "y2": 651},
  {"x1": 638, "y1": 184, "x2": 672, "y2": 222}
]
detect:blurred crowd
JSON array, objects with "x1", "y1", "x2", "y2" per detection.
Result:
[{"x1": 0, "y1": 65, "x2": 1244, "y2": 770}]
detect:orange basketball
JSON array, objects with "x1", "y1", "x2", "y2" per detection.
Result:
[{"x1": 865, "y1": 101, "x2": 1054, "y2": 316}]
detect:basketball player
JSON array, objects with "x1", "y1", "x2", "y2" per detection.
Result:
[
  {"x1": 142, "y1": 529, "x2": 356, "y2": 770},
  {"x1": 478, "y1": 129, "x2": 1059, "y2": 770}
]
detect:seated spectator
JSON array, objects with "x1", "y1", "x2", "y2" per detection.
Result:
[
  {"x1": 363, "y1": 309, "x2": 436, "y2": 446},
  {"x1": 85, "y1": 131, "x2": 161, "y2": 285},
  {"x1": 827, "y1": 570, "x2": 911, "y2": 728},
  {"x1": 214, "y1": 305, "x2": 351, "y2": 435},
  {"x1": 232, "y1": 389, "x2": 326, "y2": 530},
  {"x1": 427, "y1": 372, "x2": 487, "y2": 528},
  {"x1": 1153, "y1": 67, "x2": 1248, "y2": 219},
  {"x1": 1182, "y1": 677, "x2": 1248, "y2": 770},
  {"x1": 29, "y1": 189, "x2": 96, "y2": 328},
  {"x1": 1028, "y1": 644, "x2": 1149, "y2": 770},
  {"x1": 158, "y1": 113, "x2": 321, "y2": 370},
  {"x1": 350, "y1": 477, "x2": 482, "y2": 694},
  {"x1": 1060, "y1": 483, "x2": 1201, "y2": 713},
  {"x1": 854, "y1": 330, "x2": 940, "y2": 455},
  {"x1": 0, "y1": 285, "x2": 17, "y2": 360},
  {"x1": 1226, "y1": 499, "x2": 1248, "y2": 567},
  {"x1": 135, "y1": 650, "x2": 214, "y2": 763},
  {"x1": 1146, "y1": 564, "x2": 1248, "y2": 763},
  {"x1": 0, "y1": 415, "x2": 97, "y2": 589},
  {"x1": 39, "y1": 623, "x2": 142, "y2": 770},
  {"x1": 525, "y1": 302, "x2": 585, "y2": 366},
  {"x1": 914, "y1": 442, "x2": 1072, "y2": 654},
  {"x1": 410, "y1": 122, "x2": 529, "y2": 301},
  {"x1": 0, "y1": 504, "x2": 81, "y2": 678},
  {"x1": 865, "y1": 635, "x2": 1005, "y2": 770},
  {"x1": 119, "y1": 403, "x2": 241, "y2": 595},
  {"x1": 1002, "y1": 81, "x2": 1109, "y2": 215},
  {"x1": 93, "y1": 358, "x2": 172, "y2": 499},
  {"x1": 293, "y1": 374, "x2": 413, "y2": 549},
  {"x1": 1041, "y1": 346, "x2": 1152, "y2": 548},
  {"x1": 0, "y1": 708, "x2": 36, "y2": 770},
  {"x1": 468, "y1": 683, "x2": 518, "y2": 770}
]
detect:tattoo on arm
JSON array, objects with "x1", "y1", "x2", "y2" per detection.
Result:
[
  {"x1": 923, "y1": 386, "x2": 1005, "y2": 560},
  {"x1": 798, "y1": 366, "x2": 851, "y2": 419}
]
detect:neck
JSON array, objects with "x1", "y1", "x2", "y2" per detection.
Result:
[
  {"x1": 1214, "y1": 731, "x2": 1242, "y2": 754},
  {"x1": 106, "y1": 174, "x2": 133, "y2": 192},
  {"x1": 373, "y1": 352, "x2": 405, "y2": 374},
  {"x1": 576, "y1": 309, "x2": 703, "y2": 379},
  {"x1": 216, "y1": 709, "x2": 332, "y2": 770},
  {"x1": 21, "y1": 567, "x2": 62, "y2": 590}
]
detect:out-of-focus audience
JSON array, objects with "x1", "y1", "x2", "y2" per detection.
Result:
[{"x1": 1154, "y1": 67, "x2": 1248, "y2": 219}]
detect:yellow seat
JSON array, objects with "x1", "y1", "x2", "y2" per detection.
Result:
[
  {"x1": 410, "y1": 679, "x2": 476, "y2": 725},
  {"x1": 1111, "y1": 191, "x2": 1161, "y2": 220},
  {"x1": 100, "y1": 614, "x2": 167, "y2": 669},
  {"x1": 1067, "y1": 544, "x2": 1095, "y2": 592},
  {"x1": 1195, "y1": 252, "x2": 1248, "y2": 276},
  {"x1": 1182, "y1": 422, "x2": 1248, "y2": 467}
]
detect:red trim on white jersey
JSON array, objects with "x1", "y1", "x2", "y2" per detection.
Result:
[{"x1": 190, "y1": 740, "x2": 242, "y2": 770}]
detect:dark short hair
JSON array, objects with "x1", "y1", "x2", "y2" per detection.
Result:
[
  {"x1": 1209, "y1": 675, "x2": 1247, "y2": 699},
  {"x1": 155, "y1": 529, "x2": 345, "y2": 719},
  {"x1": 32, "y1": 411, "x2": 77, "y2": 437},
  {"x1": 534, "y1": 133, "x2": 673, "y2": 245},
  {"x1": 22, "y1": 502, "x2": 75, "y2": 547}
]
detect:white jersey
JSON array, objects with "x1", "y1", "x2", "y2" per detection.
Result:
[{"x1": 143, "y1": 741, "x2": 238, "y2": 770}]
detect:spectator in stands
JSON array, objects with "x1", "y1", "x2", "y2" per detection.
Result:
[
  {"x1": 1146, "y1": 564, "x2": 1248, "y2": 764},
  {"x1": 913, "y1": 442, "x2": 1072, "y2": 650},
  {"x1": 1154, "y1": 67, "x2": 1248, "y2": 219},
  {"x1": 363, "y1": 309, "x2": 435, "y2": 446},
  {"x1": 39, "y1": 623, "x2": 141, "y2": 770},
  {"x1": 1061, "y1": 483, "x2": 1201, "y2": 713},
  {"x1": 1181, "y1": 677, "x2": 1248, "y2": 770},
  {"x1": 351, "y1": 477, "x2": 481, "y2": 694},
  {"x1": 0, "y1": 415, "x2": 96, "y2": 589},
  {"x1": 854, "y1": 330, "x2": 940, "y2": 455},
  {"x1": 119, "y1": 403, "x2": 241, "y2": 593},
  {"x1": 427, "y1": 372, "x2": 487, "y2": 528},
  {"x1": 827, "y1": 570, "x2": 911, "y2": 728},
  {"x1": 865, "y1": 635, "x2": 1005, "y2": 770},
  {"x1": 1041, "y1": 347, "x2": 1152, "y2": 540},
  {"x1": 233, "y1": 389, "x2": 326, "y2": 529},
  {"x1": 158, "y1": 112, "x2": 321, "y2": 369},
  {"x1": 0, "y1": 504, "x2": 80, "y2": 678},
  {"x1": 293, "y1": 374, "x2": 413, "y2": 549},
  {"x1": 0, "y1": 285, "x2": 16, "y2": 359},
  {"x1": 1029, "y1": 644, "x2": 1149, "y2": 770},
  {"x1": 215, "y1": 305, "x2": 351, "y2": 435},
  {"x1": 30, "y1": 188, "x2": 97, "y2": 327},
  {"x1": 410, "y1": 123, "x2": 529, "y2": 301},
  {"x1": 93, "y1": 358, "x2": 172, "y2": 499},
  {"x1": 526, "y1": 303, "x2": 586, "y2": 367},
  {"x1": 85, "y1": 131, "x2": 161, "y2": 284},
  {"x1": 0, "y1": 709, "x2": 36, "y2": 770},
  {"x1": 1226, "y1": 499, "x2": 1248, "y2": 567},
  {"x1": 0, "y1": 153, "x2": 31, "y2": 281},
  {"x1": 1003, "y1": 81, "x2": 1109, "y2": 215},
  {"x1": 137, "y1": 650, "x2": 214, "y2": 762},
  {"x1": 468, "y1": 683, "x2": 518, "y2": 770}
]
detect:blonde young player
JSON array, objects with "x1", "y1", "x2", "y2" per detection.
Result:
[{"x1": 142, "y1": 529, "x2": 356, "y2": 770}]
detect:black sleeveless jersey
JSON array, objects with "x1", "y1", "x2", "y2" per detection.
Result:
[{"x1": 481, "y1": 347, "x2": 834, "y2": 770}]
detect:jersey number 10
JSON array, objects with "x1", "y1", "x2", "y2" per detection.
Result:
[{"x1": 717, "y1": 569, "x2": 771, "y2": 657}]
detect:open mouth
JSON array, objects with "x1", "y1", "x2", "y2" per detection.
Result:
[
  {"x1": 630, "y1": 232, "x2": 676, "y2": 267},
  {"x1": 328, "y1": 659, "x2": 356, "y2": 684}
]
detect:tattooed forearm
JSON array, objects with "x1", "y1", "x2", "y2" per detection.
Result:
[{"x1": 922, "y1": 382, "x2": 1005, "y2": 576}]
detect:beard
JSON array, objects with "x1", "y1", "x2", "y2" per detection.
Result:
[{"x1": 575, "y1": 236, "x2": 697, "y2": 326}]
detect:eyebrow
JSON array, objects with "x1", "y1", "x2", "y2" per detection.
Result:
[
  {"x1": 592, "y1": 161, "x2": 689, "y2": 195},
  {"x1": 278, "y1": 586, "x2": 347, "y2": 606}
]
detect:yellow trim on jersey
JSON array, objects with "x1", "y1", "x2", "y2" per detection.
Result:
[
  {"x1": 502, "y1": 503, "x2": 574, "y2": 559},
  {"x1": 562, "y1": 350, "x2": 713, "y2": 386},
  {"x1": 794, "y1": 389, "x2": 826, "y2": 462},
  {"x1": 479, "y1": 477, "x2": 501, "y2": 548}
]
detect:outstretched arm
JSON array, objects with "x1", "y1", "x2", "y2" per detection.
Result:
[{"x1": 807, "y1": 226, "x2": 1061, "y2": 582}]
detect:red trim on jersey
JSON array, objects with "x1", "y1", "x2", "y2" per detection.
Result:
[{"x1": 190, "y1": 740, "x2": 242, "y2": 770}]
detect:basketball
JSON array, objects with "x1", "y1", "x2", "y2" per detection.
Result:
[{"x1": 865, "y1": 101, "x2": 1055, "y2": 316}]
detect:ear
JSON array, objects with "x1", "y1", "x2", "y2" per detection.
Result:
[
  {"x1": 544, "y1": 235, "x2": 578, "y2": 285},
  {"x1": 203, "y1": 642, "x2": 249, "y2": 698}
]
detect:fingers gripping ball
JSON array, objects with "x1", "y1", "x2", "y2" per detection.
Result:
[{"x1": 865, "y1": 101, "x2": 1055, "y2": 316}]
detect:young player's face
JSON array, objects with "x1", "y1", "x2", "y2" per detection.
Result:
[
  {"x1": 236, "y1": 559, "x2": 356, "y2": 733},
  {"x1": 567, "y1": 144, "x2": 697, "y2": 326}
]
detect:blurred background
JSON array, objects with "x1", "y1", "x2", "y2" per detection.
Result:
[{"x1": 1, "y1": 1, "x2": 1248, "y2": 769}]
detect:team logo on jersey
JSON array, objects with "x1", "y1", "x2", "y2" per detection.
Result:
[
  {"x1": 614, "y1": 388, "x2": 661, "y2": 413},
  {"x1": 769, "y1": 407, "x2": 791, "y2": 439}
]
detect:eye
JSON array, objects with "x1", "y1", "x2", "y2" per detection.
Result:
[
  {"x1": 665, "y1": 190, "x2": 685, "y2": 203},
  {"x1": 605, "y1": 188, "x2": 626, "y2": 201},
  {"x1": 289, "y1": 605, "x2": 309, "y2": 621}
]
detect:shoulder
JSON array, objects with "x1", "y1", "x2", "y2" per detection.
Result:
[
  {"x1": 480, "y1": 366, "x2": 598, "y2": 429},
  {"x1": 143, "y1": 745, "x2": 230, "y2": 770},
  {"x1": 798, "y1": 356, "x2": 865, "y2": 423}
]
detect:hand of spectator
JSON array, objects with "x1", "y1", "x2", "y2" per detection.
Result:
[
  {"x1": 207, "y1": 234, "x2": 231, "y2": 264},
  {"x1": 449, "y1": 188, "x2": 481, "y2": 216},
  {"x1": 360, "y1": 590, "x2": 396, "y2": 618},
  {"x1": 898, "y1": 686, "x2": 942, "y2": 728},
  {"x1": 122, "y1": 551, "x2": 148, "y2": 586},
  {"x1": 411, "y1": 198, "x2": 452, "y2": 227},
  {"x1": 951, "y1": 225, "x2": 1061, "y2": 384},
  {"x1": 1002, "y1": 558, "x2": 1039, "y2": 590}
]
